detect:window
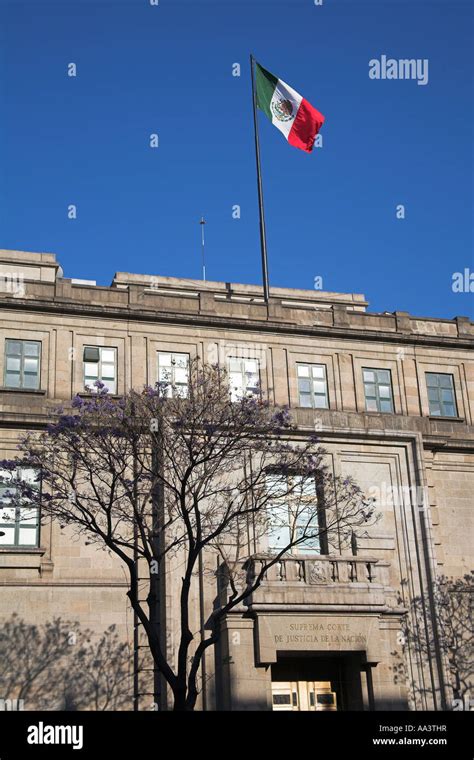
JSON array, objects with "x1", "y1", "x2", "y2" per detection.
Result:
[
  {"x1": 317, "y1": 693, "x2": 335, "y2": 706},
  {"x1": 297, "y1": 364, "x2": 329, "y2": 409},
  {"x1": 363, "y1": 368, "x2": 393, "y2": 413},
  {"x1": 0, "y1": 468, "x2": 40, "y2": 548},
  {"x1": 273, "y1": 693, "x2": 292, "y2": 706},
  {"x1": 4, "y1": 340, "x2": 41, "y2": 390},
  {"x1": 426, "y1": 373, "x2": 457, "y2": 417},
  {"x1": 228, "y1": 358, "x2": 260, "y2": 401},
  {"x1": 157, "y1": 352, "x2": 189, "y2": 397},
  {"x1": 83, "y1": 347, "x2": 117, "y2": 394},
  {"x1": 266, "y1": 473, "x2": 324, "y2": 555}
]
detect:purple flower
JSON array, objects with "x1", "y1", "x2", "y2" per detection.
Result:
[
  {"x1": 143, "y1": 385, "x2": 161, "y2": 398},
  {"x1": 0, "y1": 460, "x2": 17, "y2": 472},
  {"x1": 271, "y1": 407, "x2": 292, "y2": 428},
  {"x1": 47, "y1": 415, "x2": 81, "y2": 436}
]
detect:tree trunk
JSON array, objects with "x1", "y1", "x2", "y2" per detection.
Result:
[{"x1": 173, "y1": 683, "x2": 191, "y2": 711}]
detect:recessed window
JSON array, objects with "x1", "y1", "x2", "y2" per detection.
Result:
[
  {"x1": 228, "y1": 358, "x2": 260, "y2": 401},
  {"x1": 272, "y1": 693, "x2": 292, "y2": 706},
  {"x1": 363, "y1": 368, "x2": 394, "y2": 413},
  {"x1": 297, "y1": 364, "x2": 329, "y2": 409},
  {"x1": 157, "y1": 352, "x2": 189, "y2": 397},
  {"x1": 317, "y1": 693, "x2": 335, "y2": 705},
  {"x1": 0, "y1": 467, "x2": 40, "y2": 548},
  {"x1": 426, "y1": 373, "x2": 457, "y2": 417},
  {"x1": 266, "y1": 473, "x2": 325, "y2": 555},
  {"x1": 83, "y1": 347, "x2": 117, "y2": 394},
  {"x1": 4, "y1": 340, "x2": 41, "y2": 390}
]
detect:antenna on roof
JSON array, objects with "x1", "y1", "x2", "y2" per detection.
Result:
[{"x1": 199, "y1": 216, "x2": 206, "y2": 281}]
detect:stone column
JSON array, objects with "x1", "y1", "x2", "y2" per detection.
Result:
[
  {"x1": 129, "y1": 334, "x2": 148, "y2": 390},
  {"x1": 402, "y1": 358, "x2": 422, "y2": 416},
  {"x1": 337, "y1": 354, "x2": 357, "y2": 411},
  {"x1": 54, "y1": 328, "x2": 74, "y2": 399},
  {"x1": 343, "y1": 655, "x2": 364, "y2": 710},
  {"x1": 361, "y1": 664, "x2": 376, "y2": 711},
  {"x1": 217, "y1": 616, "x2": 271, "y2": 711},
  {"x1": 270, "y1": 347, "x2": 290, "y2": 407}
]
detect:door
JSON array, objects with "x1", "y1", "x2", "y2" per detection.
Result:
[
  {"x1": 271, "y1": 681, "x2": 298, "y2": 711},
  {"x1": 271, "y1": 681, "x2": 337, "y2": 711}
]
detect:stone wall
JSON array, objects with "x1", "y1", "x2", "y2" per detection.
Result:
[{"x1": 0, "y1": 250, "x2": 472, "y2": 711}]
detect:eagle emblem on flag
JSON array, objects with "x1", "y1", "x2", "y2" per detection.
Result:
[{"x1": 271, "y1": 97, "x2": 294, "y2": 122}]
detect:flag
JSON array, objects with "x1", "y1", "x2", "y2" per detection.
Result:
[{"x1": 255, "y1": 62, "x2": 325, "y2": 153}]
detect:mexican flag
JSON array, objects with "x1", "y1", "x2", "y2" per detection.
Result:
[{"x1": 255, "y1": 62, "x2": 325, "y2": 153}]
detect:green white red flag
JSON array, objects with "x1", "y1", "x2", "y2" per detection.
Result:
[{"x1": 255, "y1": 62, "x2": 325, "y2": 153}]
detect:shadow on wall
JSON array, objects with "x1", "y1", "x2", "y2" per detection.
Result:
[
  {"x1": 0, "y1": 614, "x2": 133, "y2": 711},
  {"x1": 390, "y1": 572, "x2": 474, "y2": 711}
]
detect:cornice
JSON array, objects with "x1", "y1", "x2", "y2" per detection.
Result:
[{"x1": 0, "y1": 296, "x2": 472, "y2": 351}]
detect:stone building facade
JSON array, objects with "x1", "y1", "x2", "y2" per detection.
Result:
[{"x1": 0, "y1": 249, "x2": 472, "y2": 711}]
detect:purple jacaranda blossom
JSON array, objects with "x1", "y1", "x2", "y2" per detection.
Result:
[
  {"x1": 0, "y1": 460, "x2": 18, "y2": 472},
  {"x1": 271, "y1": 406, "x2": 292, "y2": 428},
  {"x1": 47, "y1": 415, "x2": 81, "y2": 435},
  {"x1": 142, "y1": 385, "x2": 161, "y2": 398}
]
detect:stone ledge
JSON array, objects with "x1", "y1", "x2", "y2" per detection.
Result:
[
  {"x1": 0, "y1": 388, "x2": 46, "y2": 395},
  {"x1": 1, "y1": 292, "x2": 472, "y2": 348}
]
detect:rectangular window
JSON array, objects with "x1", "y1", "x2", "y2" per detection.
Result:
[
  {"x1": 266, "y1": 473, "x2": 322, "y2": 555},
  {"x1": 83, "y1": 346, "x2": 117, "y2": 394},
  {"x1": 297, "y1": 363, "x2": 329, "y2": 409},
  {"x1": 363, "y1": 368, "x2": 394, "y2": 413},
  {"x1": 4, "y1": 340, "x2": 41, "y2": 390},
  {"x1": 157, "y1": 352, "x2": 189, "y2": 397},
  {"x1": 228, "y1": 358, "x2": 260, "y2": 401},
  {"x1": 0, "y1": 468, "x2": 40, "y2": 548},
  {"x1": 426, "y1": 373, "x2": 457, "y2": 417}
]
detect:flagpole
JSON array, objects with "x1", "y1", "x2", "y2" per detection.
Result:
[
  {"x1": 250, "y1": 53, "x2": 270, "y2": 303},
  {"x1": 199, "y1": 216, "x2": 206, "y2": 281}
]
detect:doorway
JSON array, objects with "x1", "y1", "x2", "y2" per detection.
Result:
[{"x1": 271, "y1": 652, "x2": 365, "y2": 711}]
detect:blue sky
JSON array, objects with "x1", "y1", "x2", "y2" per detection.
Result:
[{"x1": 0, "y1": 0, "x2": 472, "y2": 318}]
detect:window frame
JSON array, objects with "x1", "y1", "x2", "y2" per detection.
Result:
[
  {"x1": 362, "y1": 367, "x2": 394, "y2": 413},
  {"x1": 83, "y1": 346, "x2": 117, "y2": 394},
  {"x1": 265, "y1": 472, "x2": 328, "y2": 556},
  {"x1": 0, "y1": 467, "x2": 41, "y2": 549},
  {"x1": 228, "y1": 357, "x2": 261, "y2": 401},
  {"x1": 157, "y1": 351, "x2": 190, "y2": 397},
  {"x1": 4, "y1": 339, "x2": 41, "y2": 390},
  {"x1": 296, "y1": 363, "x2": 329, "y2": 409},
  {"x1": 425, "y1": 372, "x2": 458, "y2": 417}
]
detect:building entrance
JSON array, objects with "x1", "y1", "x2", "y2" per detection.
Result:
[
  {"x1": 271, "y1": 680, "x2": 337, "y2": 711},
  {"x1": 271, "y1": 652, "x2": 366, "y2": 711}
]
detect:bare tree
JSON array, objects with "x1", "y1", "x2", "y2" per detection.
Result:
[
  {"x1": 1, "y1": 360, "x2": 375, "y2": 711},
  {"x1": 0, "y1": 615, "x2": 132, "y2": 710}
]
